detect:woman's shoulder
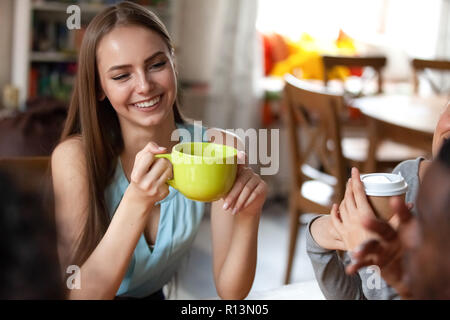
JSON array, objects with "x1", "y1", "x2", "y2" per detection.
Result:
[
  {"x1": 51, "y1": 135, "x2": 86, "y2": 175},
  {"x1": 53, "y1": 135, "x2": 83, "y2": 155}
]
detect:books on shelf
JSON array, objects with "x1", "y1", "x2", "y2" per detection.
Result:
[{"x1": 28, "y1": 63, "x2": 77, "y2": 102}]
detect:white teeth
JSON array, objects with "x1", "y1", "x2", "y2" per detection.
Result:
[{"x1": 134, "y1": 96, "x2": 160, "y2": 108}]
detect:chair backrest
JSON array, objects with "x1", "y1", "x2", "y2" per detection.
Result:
[
  {"x1": 411, "y1": 58, "x2": 450, "y2": 94},
  {"x1": 322, "y1": 55, "x2": 387, "y2": 95},
  {"x1": 0, "y1": 157, "x2": 51, "y2": 198},
  {"x1": 283, "y1": 74, "x2": 347, "y2": 208}
]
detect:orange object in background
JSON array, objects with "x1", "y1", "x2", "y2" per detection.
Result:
[
  {"x1": 261, "y1": 34, "x2": 274, "y2": 75},
  {"x1": 268, "y1": 30, "x2": 363, "y2": 81},
  {"x1": 261, "y1": 32, "x2": 290, "y2": 75},
  {"x1": 336, "y1": 29, "x2": 363, "y2": 77},
  {"x1": 349, "y1": 66, "x2": 363, "y2": 77},
  {"x1": 267, "y1": 33, "x2": 289, "y2": 63},
  {"x1": 348, "y1": 106, "x2": 363, "y2": 120}
]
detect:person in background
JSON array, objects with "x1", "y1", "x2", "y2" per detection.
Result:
[
  {"x1": 0, "y1": 170, "x2": 64, "y2": 299},
  {"x1": 306, "y1": 102, "x2": 449, "y2": 299},
  {"x1": 51, "y1": 2, "x2": 266, "y2": 300},
  {"x1": 346, "y1": 138, "x2": 450, "y2": 299}
]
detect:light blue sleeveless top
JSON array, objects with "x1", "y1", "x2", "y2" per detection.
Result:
[{"x1": 105, "y1": 122, "x2": 207, "y2": 298}]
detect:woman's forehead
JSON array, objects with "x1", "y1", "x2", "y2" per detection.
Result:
[{"x1": 96, "y1": 25, "x2": 168, "y2": 68}]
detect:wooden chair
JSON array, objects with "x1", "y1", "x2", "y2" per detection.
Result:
[
  {"x1": 322, "y1": 55, "x2": 387, "y2": 96},
  {"x1": 282, "y1": 74, "x2": 348, "y2": 284},
  {"x1": 321, "y1": 55, "x2": 387, "y2": 131},
  {"x1": 411, "y1": 58, "x2": 450, "y2": 94},
  {"x1": 322, "y1": 55, "x2": 424, "y2": 172}
]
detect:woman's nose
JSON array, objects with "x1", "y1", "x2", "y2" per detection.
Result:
[{"x1": 136, "y1": 72, "x2": 154, "y2": 94}]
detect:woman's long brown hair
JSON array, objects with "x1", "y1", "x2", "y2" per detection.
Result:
[{"x1": 60, "y1": 1, "x2": 185, "y2": 267}]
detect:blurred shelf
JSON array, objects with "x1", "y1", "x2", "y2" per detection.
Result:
[
  {"x1": 31, "y1": 1, "x2": 170, "y2": 17},
  {"x1": 30, "y1": 51, "x2": 77, "y2": 63},
  {"x1": 32, "y1": 1, "x2": 106, "y2": 13}
]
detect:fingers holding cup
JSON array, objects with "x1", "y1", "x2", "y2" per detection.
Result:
[
  {"x1": 222, "y1": 168, "x2": 253, "y2": 213},
  {"x1": 231, "y1": 174, "x2": 261, "y2": 215}
]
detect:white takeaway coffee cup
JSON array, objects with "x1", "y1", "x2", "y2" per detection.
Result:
[{"x1": 360, "y1": 173, "x2": 408, "y2": 220}]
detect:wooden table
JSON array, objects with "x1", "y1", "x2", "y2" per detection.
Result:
[{"x1": 352, "y1": 94, "x2": 449, "y2": 172}]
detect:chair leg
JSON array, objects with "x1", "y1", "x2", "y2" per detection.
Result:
[{"x1": 284, "y1": 203, "x2": 301, "y2": 284}]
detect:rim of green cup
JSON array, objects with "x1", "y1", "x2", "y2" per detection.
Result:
[{"x1": 172, "y1": 142, "x2": 238, "y2": 161}]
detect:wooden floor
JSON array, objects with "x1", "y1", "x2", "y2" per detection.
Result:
[{"x1": 165, "y1": 197, "x2": 317, "y2": 299}]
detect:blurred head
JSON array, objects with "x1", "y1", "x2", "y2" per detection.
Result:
[
  {"x1": 431, "y1": 102, "x2": 450, "y2": 158},
  {"x1": 0, "y1": 171, "x2": 64, "y2": 299},
  {"x1": 403, "y1": 138, "x2": 450, "y2": 299}
]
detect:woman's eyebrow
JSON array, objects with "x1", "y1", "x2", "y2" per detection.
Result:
[{"x1": 107, "y1": 51, "x2": 165, "y2": 72}]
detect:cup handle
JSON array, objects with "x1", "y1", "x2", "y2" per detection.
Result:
[{"x1": 155, "y1": 153, "x2": 176, "y2": 188}]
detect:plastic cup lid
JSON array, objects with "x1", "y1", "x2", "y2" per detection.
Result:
[{"x1": 360, "y1": 173, "x2": 408, "y2": 196}]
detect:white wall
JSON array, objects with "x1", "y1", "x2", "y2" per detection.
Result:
[
  {"x1": 0, "y1": 0, "x2": 14, "y2": 101},
  {"x1": 174, "y1": 0, "x2": 224, "y2": 84}
]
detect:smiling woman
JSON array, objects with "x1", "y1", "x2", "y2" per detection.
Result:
[
  {"x1": 96, "y1": 25, "x2": 177, "y2": 130},
  {"x1": 51, "y1": 1, "x2": 266, "y2": 300}
]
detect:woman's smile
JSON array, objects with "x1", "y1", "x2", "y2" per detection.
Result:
[{"x1": 130, "y1": 94, "x2": 163, "y2": 112}]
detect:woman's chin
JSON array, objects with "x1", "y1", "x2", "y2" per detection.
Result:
[{"x1": 138, "y1": 109, "x2": 173, "y2": 128}]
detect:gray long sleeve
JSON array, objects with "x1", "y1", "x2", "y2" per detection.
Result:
[
  {"x1": 306, "y1": 215, "x2": 400, "y2": 299},
  {"x1": 306, "y1": 215, "x2": 365, "y2": 300}
]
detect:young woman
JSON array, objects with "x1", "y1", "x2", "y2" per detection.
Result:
[{"x1": 51, "y1": 1, "x2": 267, "y2": 300}]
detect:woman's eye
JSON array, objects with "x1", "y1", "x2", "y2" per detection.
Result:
[
  {"x1": 112, "y1": 74, "x2": 129, "y2": 81},
  {"x1": 150, "y1": 61, "x2": 166, "y2": 69}
]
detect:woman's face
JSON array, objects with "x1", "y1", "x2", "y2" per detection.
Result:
[
  {"x1": 432, "y1": 103, "x2": 450, "y2": 157},
  {"x1": 96, "y1": 25, "x2": 176, "y2": 129}
]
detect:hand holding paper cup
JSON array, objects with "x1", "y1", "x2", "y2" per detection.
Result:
[
  {"x1": 155, "y1": 142, "x2": 238, "y2": 202},
  {"x1": 360, "y1": 173, "x2": 408, "y2": 220}
]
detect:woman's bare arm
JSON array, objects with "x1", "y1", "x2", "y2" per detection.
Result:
[{"x1": 52, "y1": 138, "x2": 167, "y2": 299}]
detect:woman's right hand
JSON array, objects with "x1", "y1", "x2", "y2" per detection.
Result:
[{"x1": 127, "y1": 142, "x2": 173, "y2": 207}]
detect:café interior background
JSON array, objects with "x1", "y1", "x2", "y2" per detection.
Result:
[
  {"x1": 1, "y1": 0, "x2": 449, "y2": 198},
  {"x1": 0, "y1": 0, "x2": 449, "y2": 299}
]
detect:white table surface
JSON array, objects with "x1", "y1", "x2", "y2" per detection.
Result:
[
  {"x1": 245, "y1": 279, "x2": 325, "y2": 300},
  {"x1": 352, "y1": 94, "x2": 449, "y2": 134}
]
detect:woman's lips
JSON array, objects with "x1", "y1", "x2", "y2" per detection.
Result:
[{"x1": 131, "y1": 94, "x2": 163, "y2": 111}]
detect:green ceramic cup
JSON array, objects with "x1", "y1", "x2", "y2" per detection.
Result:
[{"x1": 155, "y1": 142, "x2": 238, "y2": 202}]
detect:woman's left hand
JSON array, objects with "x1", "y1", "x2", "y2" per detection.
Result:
[{"x1": 222, "y1": 151, "x2": 267, "y2": 216}]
